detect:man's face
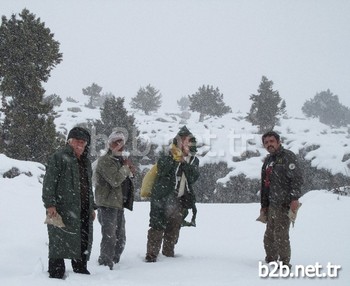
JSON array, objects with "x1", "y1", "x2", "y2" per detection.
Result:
[
  {"x1": 263, "y1": 136, "x2": 281, "y2": 154},
  {"x1": 180, "y1": 136, "x2": 191, "y2": 156},
  {"x1": 110, "y1": 139, "x2": 125, "y2": 155},
  {"x1": 69, "y1": 138, "x2": 87, "y2": 158}
]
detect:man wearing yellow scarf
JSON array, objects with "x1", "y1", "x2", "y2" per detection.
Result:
[{"x1": 145, "y1": 126, "x2": 199, "y2": 262}]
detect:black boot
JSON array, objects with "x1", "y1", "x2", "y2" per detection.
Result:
[
  {"x1": 48, "y1": 258, "x2": 65, "y2": 279},
  {"x1": 72, "y1": 259, "x2": 90, "y2": 274}
]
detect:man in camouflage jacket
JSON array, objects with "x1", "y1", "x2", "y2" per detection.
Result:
[{"x1": 260, "y1": 131, "x2": 303, "y2": 267}]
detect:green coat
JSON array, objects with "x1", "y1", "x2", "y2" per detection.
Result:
[
  {"x1": 42, "y1": 145, "x2": 94, "y2": 259},
  {"x1": 94, "y1": 150, "x2": 132, "y2": 209},
  {"x1": 150, "y1": 152, "x2": 200, "y2": 230}
]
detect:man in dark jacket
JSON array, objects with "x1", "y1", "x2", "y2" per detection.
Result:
[
  {"x1": 145, "y1": 126, "x2": 200, "y2": 262},
  {"x1": 94, "y1": 131, "x2": 135, "y2": 270},
  {"x1": 42, "y1": 127, "x2": 96, "y2": 279},
  {"x1": 260, "y1": 131, "x2": 303, "y2": 268}
]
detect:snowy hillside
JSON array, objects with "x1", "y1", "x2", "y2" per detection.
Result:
[
  {"x1": 53, "y1": 97, "x2": 350, "y2": 183},
  {"x1": 0, "y1": 154, "x2": 349, "y2": 285}
]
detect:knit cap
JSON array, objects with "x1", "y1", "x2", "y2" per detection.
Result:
[{"x1": 108, "y1": 131, "x2": 126, "y2": 145}]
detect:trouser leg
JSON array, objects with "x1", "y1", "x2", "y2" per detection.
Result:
[
  {"x1": 264, "y1": 208, "x2": 278, "y2": 262},
  {"x1": 274, "y1": 208, "x2": 291, "y2": 264},
  {"x1": 113, "y1": 210, "x2": 126, "y2": 263},
  {"x1": 264, "y1": 207, "x2": 291, "y2": 264},
  {"x1": 146, "y1": 228, "x2": 164, "y2": 261},
  {"x1": 48, "y1": 258, "x2": 65, "y2": 279},
  {"x1": 98, "y1": 207, "x2": 119, "y2": 267},
  {"x1": 162, "y1": 201, "x2": 184, "y2": 257},
  {"x1": 72, "y1": 208, "x2": 90, "y2": 274}
]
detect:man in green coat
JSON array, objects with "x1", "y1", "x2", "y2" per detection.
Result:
[
  {"x1": 42, "y1": 127, "x2": 96, "y2": 279},
  {"x1": 145, "y1": 126, "x2": 200, "y2": 262}
]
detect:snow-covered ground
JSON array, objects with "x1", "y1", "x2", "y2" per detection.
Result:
[
  {"x1": 1, "y1": 91, "x2": 350, "y2": 286},
  {"x1": 0, "y1": 154, "x2": 349, "y2": 285}
]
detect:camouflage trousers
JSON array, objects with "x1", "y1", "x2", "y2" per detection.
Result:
[
  {"x1": 264, "y1": 206, "x2": 291, "y2": 264},
  {"x1": 146, "y1": 201, "x2": 183, "y2": 260}
]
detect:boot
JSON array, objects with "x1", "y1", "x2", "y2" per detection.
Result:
[
  {"x1": 72, "y1": 259, "x2": 90, "y2": 274},
  {"x1": 145, "y1": 228, "x2": 163, "y2": 262},
  {"x1": 48, "y1": 258, "x2": 65, "y2": 279},
  {"x1": 98, "y1": 257, "x2": 114, "y2": 270}
]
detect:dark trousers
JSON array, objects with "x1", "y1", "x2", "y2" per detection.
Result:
[{"x1": 49, "y1": 258, "x2": 87, "y2": 278}]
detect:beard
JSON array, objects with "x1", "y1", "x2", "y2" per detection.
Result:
[
  {"x1": 112, "y1": 146, "x2": 124, "y2": 157},
  {"x1": 267, "y1": 146, "x2": 276, "y2": 153}
]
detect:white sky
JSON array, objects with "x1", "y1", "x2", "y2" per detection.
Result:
[{"x1": 2, "y1": 0, "x2": 350, "y2": 115}]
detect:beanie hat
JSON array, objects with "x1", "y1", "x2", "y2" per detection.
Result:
[
  {"x1": 173, "y1": 126, "x2": 197, "y2": 154},
  {"x1": 177, "y1": 126, "x2": 192, "y2": 137},
  {"x1": 67, "y1": 127, "x2": 90, "y2": 143},
  {"x1": 108, "y1": 131, "x2": 126, "y2": 145}
]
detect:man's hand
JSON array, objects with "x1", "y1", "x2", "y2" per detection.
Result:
[
  {"x1": 256, "y1": 207, "x2": 268, "y2": 224},
  {"x1": 124, "y1": 158, "x2": 136, "y2": 175},
  {"x1": 290, "y1": 200, "x2": 300, "y2": 213},
  {"x1": 47, "y1": 206, "x2": 57, "y2": 218}
]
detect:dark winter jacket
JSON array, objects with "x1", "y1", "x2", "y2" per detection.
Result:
[
  {"x1": 149, "y1": 150, "x2": 200, "y2": 230},
  {"x1": 42, "y1": 145, "x2": 94, "y2": 259},
  {"x1": 261, "y1": 146, "x2": 303, "y2": 209}
]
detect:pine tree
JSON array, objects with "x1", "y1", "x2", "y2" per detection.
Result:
[
  {"x1": 82, "y1": 83, "x2": 102, "y2": 108},
  {"x1": 43, "y1": 93, "x2": 62, "y2": 107},
  {"x1": 94, "y1": 96, "x2": 137, "y2": 153},
  {"x1": 0, "y1": 9, "x2": 62, "y2": 163},
  {"x1": 177, "y1": 96, "x2": 190, "y2": 111},
  {"x1": 246, "y1": 76, "x2": 286, "y2": 133},
  {"x1": 130, "y1": 84, "x2": 162, "y2": 115},
  {"x1": 302, "y1": 89, "x2": 350, "y2": 127},
  {"x1": 188, "y1": 85, "x2": 232, "y2": 121}
]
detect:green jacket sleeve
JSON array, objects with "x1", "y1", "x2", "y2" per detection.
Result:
[
  {"x1": 96, "y1": 155, "x2": 131, "y2": 188},
  {"x1": 42, "y1": 153, "x2": 61, "y2": 208}
]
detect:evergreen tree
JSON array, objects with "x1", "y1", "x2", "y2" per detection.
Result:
[
  {"x1": 130, "y1": 84, "x2": 162, "y2": 115},
  {"x1": 83, "y1": 82, "x2": 102, "y2": 108},
  {"x1": 94, "y1": 96, "x2": 138, "y2": 153},
  {"x1": 177, "y1": 96, "x2": 190, "y2": 111},
  {"x1": 43, "y1": 93, "x2": 62, "y2": 107},
  {"x1": 302, "y1": 89, "x2": 350, "y2": 127},
  {"x1": 95, "y1": 91, "x2": 114, "y2": 107},
  {"x1": 246, "y1": 76, "x2": 286, "y2": 133},
  {"x1": 188, "y1": 85, "x2": 232, "y2": 122},
  {"x1": 0, "y1": 9, "x2": 62, "y2": 163}
]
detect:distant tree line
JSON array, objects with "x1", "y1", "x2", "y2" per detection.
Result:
[
  {"x1": 1, "y1": 8, "x2": 350, "y2": 204},
  {"x1": 302, "y1": 89, "x2": 350, "y2": 127}
]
